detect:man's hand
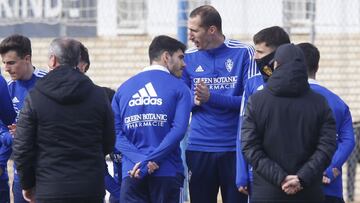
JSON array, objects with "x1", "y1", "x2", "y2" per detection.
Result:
[
  {"x1": 194, "y1": 80, "x2": 210, "y2": 105},
  {"x1": 22, "y1": 188, "x2": 35, "y2": 203},
  {"x1": 323, "y1": 168, "x2": 340, "y2": 184},
  {"x1": 147, "y1": 161, "x2": 159, "y2": 174},
  {"x1": 238, "y1": 186, "x2": 249, "y2": 195},
  {"x1": 128, "y1": 162, "x2": 141, "y2": 178},
  {"x1": 8, "y1": 124, "x2": 16, "y2": 136},
  {"x1": 322, "y1": 175, "x2": 331, "y2": 184},
  {"x1": 281, "y1": 175, "x2": 303, "y2": 195}
]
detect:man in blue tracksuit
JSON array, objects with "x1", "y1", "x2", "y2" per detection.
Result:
[
  {"x1": 298, "y1": 43, "x2": 355, "y2": 203},
  {"x1": 0, "y1": 34, "x2": 46, "y2": 203},
  {"x1": 0, "y1": 74, "x2": 16, "y2": 203},
  {"x1": 236, "y1": 26, "x2": 290, "y2": 199},
  {"x1": 112, "y1": 35, "x2": 191, "y2": 203},
  {"x1": 183, "y1": 5, "x2": 257, "y2": 203}
]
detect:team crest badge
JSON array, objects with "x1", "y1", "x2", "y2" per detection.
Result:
[{"x1": 225, "y1": 58, "x2": 234, "y2": 72}]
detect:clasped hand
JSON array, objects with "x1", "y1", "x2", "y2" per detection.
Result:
[
  {"x1": 281, "y1": 175, "x2": 303, "y2": 195},
  {"x1": 128, "y1": 161, "x2": 159, "y2": 179}
]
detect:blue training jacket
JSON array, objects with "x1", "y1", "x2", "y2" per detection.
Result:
[
  {"x1": 309, "y1": 79, "x2": 355, "y2": 198},
  {"x1": 236, "y1": 74, "x2": 264, "y2": 188},
  {"x1": 112, "y1": 65, "x2": 191, "y2": 179},
  {"x1": 183, "y1": 39, "x2": 257, "y2": 152},
  {"x1": 0, "y1": 75, "x2": 16, "y2": 186},
  {"x1": 0, "y1": 75, "x2": 16, "y2": 126},
  {"x1": 2, "y1": 68, "x2": 46, "y2": 183}
]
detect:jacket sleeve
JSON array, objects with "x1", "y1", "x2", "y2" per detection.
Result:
[
  {"x1": 0, "y1": 126, "x2": 12, "y2": 146},
  {"x1": 241, "y1": 97, "x2": 288, "y2": 187},
  {"x1": 12, "y1": 95, "x2": 37, "y2": 190},
  {"x1": 0, "y1": 76, "x2": 16, "y2": 126},
  {"x1": 112, "y1": 92, "x2": 146, "y2": 163},
  {"x1": 296, "y1": 101, "x2": 337, "y2": 187},
  {"x1": 236, "y1": 88, "x2": 250, "y2": 188},
  {"x1": 104, "y1": 162, "x2": 121, "y2": 198},
  {"x1": 138, "y1": 88, "x2": 192, "y2": 177},
  {"x1": 325, "y1": 105, "x2": 355, "y2": 181},
  {"x1": 208, "y1": 93, "x2": 241, "y2": 110},
  {"x1": 102, "y1": 99, "x2": 115, "y2": 156}
]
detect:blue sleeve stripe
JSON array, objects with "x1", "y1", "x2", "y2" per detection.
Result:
[
  {"x1": 246, "y1": 46, "x2": 257, "y2": 78},
  {"x1": 185, "y1": 47, "x2": 198, "y2": 54},
  {"x1": 7, "y1": 80, "x2": 14, "y2": 86},
  {"x1": 34, "y1": 69, "x2": 47, "y2": 77}
]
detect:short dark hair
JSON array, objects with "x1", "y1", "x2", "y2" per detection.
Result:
[
  {"x1": 148, "y1": 35, "x2": 186, "y2": 64},
  {"x1": 49, "y1": 38, "x2": 81, "y2": 67},
  {"x1": 253, "y1": 26, "x2": 290, "y2": 49},
  {"x1": 0, "y1": 34, "x2": 32, "y2": 58},
  {"x1": 80, "y1": 43, "x2": 90, "y2": 72},
  {"x1": 190, "y1": 5, "x2": 222, "y2": 33},
  {"x1": 297, "y1": 43, "x2": 320, "y2": 77}
]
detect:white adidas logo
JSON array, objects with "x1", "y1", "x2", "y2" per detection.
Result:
[
  {"x1": 12, "y1": 97, "x2": 20, "y2": 103},
  {"x1": 195, "y1": 65, "x2": 204, "y2": 72},
  {"x1": 128, "y1": 82, "x2": 163, "y2": 107}
]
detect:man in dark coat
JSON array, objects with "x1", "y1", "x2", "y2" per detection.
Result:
[
  {"x1": 241, "y1": 43, "x2": 337, "y2": 202},
  {"x1": 12, "y1": 38, "x2": 115, "y2": 203}
]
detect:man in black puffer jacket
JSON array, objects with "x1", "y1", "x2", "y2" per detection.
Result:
[
  {"x1": 13, "y1": 38, "x2": 115, "y2": 203},
  {"x1": 241, "y1": 43, "x2": 336, "y2": 202}
]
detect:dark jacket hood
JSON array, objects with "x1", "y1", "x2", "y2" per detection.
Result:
[
  {"x1": 266, "y1": 43, "x2": 309, "y2": 97},
  {"x1": 35, "y1": 65, "x2": 94, "y2": 104}
]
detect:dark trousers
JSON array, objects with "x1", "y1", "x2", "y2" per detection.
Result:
[
  {"x1": 120, "y1": 174, "x2": 183, "y2": 203},
  {"x1": 324, "y1": 195, "x2": 345, "y2": 203},
  {"x1": 186, "y1": 150, "x2": 248, "y2": 203},
  {"x1": 13, "y1": 181, "x2": 28, "y2": 203},
  {"x1": 36, "y1": 197, "x2": 103, "y2": 203},
  {"x1": 0, "y1": 190, "x2": 10, "y2": 203}
]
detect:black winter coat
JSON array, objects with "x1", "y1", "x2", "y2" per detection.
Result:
[
  {"x1": 13, "y1": 66, "x2": 115, "y2": 199},
  {"x1": 241, "y1": 44, "x2": 337, "y2": 202}
]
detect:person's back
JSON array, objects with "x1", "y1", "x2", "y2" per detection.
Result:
[
  {"x1": 25, "y1": 67, "x2": 113, "y2": 198},
  {"x1": 113, "y1": 35, "x2": 191, "y2": 203},
  {"x1": 241, "y1": 44, "x2": 337, "y2": 202},
  {"x1": 298, "y1": 42, "x2": 355, "y2": 203},
  {"x1": 13, "y1": 38, "x2": 115, "y2": 203},
  {"x1": 114, "y1": 68, "x2": 188, "y2": 177}
]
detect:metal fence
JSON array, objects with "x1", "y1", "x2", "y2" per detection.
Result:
[
  {"x1": 347, "y1": 122, "x2": 360, "y2": 202},
  {"x1": 1, "y1": 0, "x2": 360, "y2": 202}
]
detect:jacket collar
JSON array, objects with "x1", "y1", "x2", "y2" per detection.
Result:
[{"x1": 142, "y1": 65, "x2": 170, "y2": 74}]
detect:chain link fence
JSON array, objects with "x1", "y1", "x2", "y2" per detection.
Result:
[
  {"x1": 0, "y1": 0, "x2": 360, "y2": 202},
  {"x1": 347, "y1": 122, "x2": 360, "y2": 202}
]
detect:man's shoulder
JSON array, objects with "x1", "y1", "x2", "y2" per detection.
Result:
[
  {"x1": 310, "y1": 83, "x2": 344, "y2": 103},
  {"x1": 34, "y1": 68, "x2": 47, "y2": 78},
  {"x1": 224, "y1": 39, "x2": 255, "y2": 57}
]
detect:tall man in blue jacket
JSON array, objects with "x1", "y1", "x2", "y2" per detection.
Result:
[
  {"x1": 298, "y1": 42, "x2": 355, "y2": 203},
  {"x1": 0, "y1": 74, "x2": 16, "y2": 203},
  {"x1": 183, "y1": 5, "x2": 257, "y2": 203},
  {"x1": 113, "y1": 35, "x2": 191, "y2": 203},
  {"x1": 0, "y1": 34, "x2": 46, "y2": 203}
]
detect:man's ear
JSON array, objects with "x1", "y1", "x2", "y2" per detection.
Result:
[
  {"x1": 161, "y1": 51, "x2": 170, "y2": 64},
  {"x1": 24, "y1": 55, "x2": 31, "y2": 63},
  {"x1": 49, "y1": 55, "x2": 57, "y2": 69},
  {"x1": 208, "y1": 25, "x2": 217, "y2": 34}
]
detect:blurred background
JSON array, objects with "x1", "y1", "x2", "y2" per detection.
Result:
[{"x1": 1, "y1": 0, "x2": 360, "y2": 202}]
